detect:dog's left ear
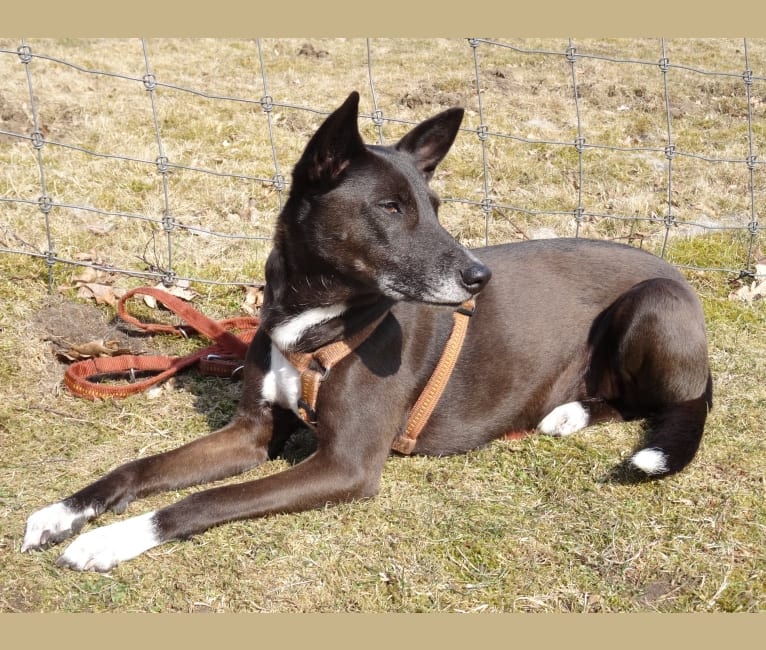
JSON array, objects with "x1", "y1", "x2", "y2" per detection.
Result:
[{"x1": 395, "y1": 107, "x2": 464, "y2": 181}]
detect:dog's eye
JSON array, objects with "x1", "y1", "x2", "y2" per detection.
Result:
[{"x1": 379, "y1": 201, "x2": 401, "y2": 215}]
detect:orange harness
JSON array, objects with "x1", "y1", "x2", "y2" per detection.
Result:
[{"x1": 284, "y1": 299, "x2": 476, "y2": 454}]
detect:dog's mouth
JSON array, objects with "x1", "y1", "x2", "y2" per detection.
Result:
[{"x1": 377, "y1": 274, "x2": 479, "y2": 306}]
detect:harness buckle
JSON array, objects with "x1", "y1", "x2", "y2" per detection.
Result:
[
  {"x1": 297, "y1": 398, "x2": 317, "y2": 424},
  {"x1": 310, "y1": 360, "x2": 331, "y2": 382}
]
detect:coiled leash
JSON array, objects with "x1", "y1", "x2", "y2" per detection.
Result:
[{"x1": 63, "y1": 287, "x2": 259, "y2": 400}]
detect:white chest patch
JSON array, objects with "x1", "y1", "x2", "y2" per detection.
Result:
[
  {"x1": 270, "y1": 302, "x2": 348, "y2": 350},
  {"x1": 262, "y1": 302, "x2": 348, "y2": 416},
  {"x1": 261, "y1": 343, "x2": 302, "y2": 415}
]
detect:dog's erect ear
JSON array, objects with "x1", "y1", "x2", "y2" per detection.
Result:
[
  {"x1": 395, "y1": 107, "x2": 464, "y2": 181},
  {"x1": 292, "y1": 91, "x2": 366, "y2": 189}
]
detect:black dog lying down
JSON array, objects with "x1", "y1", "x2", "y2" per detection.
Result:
[{"x1": 22, "y1": 92, "x2": 711, "y2": 571}]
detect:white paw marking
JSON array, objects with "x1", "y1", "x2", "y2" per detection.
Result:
[
  {"x1": 57, "y1": 510, "x2": 159, "y2": 572},
  {"x1": 22, "y1": 502, "x2": 96, "y2": 552},
  {"x1": 630, "y1": 448, "x2": 669, "y2": 475},
  {"x1": 538, "y1": 402, "x2": 590, "y2": 436}
]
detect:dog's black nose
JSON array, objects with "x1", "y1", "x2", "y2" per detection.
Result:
[{"x1": 461, "y1": 262, "x2": 492, "y2": 294}]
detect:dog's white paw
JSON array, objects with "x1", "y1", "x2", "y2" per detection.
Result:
[
  {"x1": 56, "y1": 511, "x2": 159, "y2": 572},
  {"x1": 538, "y1": 402, "x2": 589, "y2": 437},
  {"x1": 22, "y1": 502, "x2": 96, "y2": 552}
]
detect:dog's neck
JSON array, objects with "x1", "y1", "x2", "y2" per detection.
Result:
[{"x1": 260, "y1": 238, "x2": 393, "y2": 353}]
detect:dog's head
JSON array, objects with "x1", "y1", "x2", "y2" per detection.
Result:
[{"x1": 279, "y1": 91, "x2": 491, "y2": 306}]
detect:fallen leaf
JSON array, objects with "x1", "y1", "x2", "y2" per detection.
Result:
[
  {"x1": 143, "y1": 280, "x2": 199, "y2": 309},
  {"x1": 54, "y1": 338, "x2": 133, "y2": 362},
  {"x1": 73, "y1": 267, "x2": 116, "y2": 285},
  {"x1": 729, "y1": 279, "x2": 766, "y2": 302},
  {"x1": 241, "y1": 285, "x2": 264, "y2": 315},
  {"x1": 76, "y1": 283, "x2": 125, "y2": 307},
  {"x1": 73, "y1": 250, "x2": 109, "y2": 265}
]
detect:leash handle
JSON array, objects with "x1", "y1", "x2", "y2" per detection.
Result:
[{"x1": 63, "y1": 287, "x2": 259, "y2": 400}]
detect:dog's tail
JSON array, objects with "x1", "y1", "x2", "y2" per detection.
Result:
[{"x1": 628, "y1": 372, "x2": 713, "y2": 477}]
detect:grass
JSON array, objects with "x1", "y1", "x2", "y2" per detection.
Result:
[
  {"x1": 0, "y1": 38, "x2": 765, "y2": 612},
  {"x1": 1, "y1": 220, "x2": 765, "y2": 616}
]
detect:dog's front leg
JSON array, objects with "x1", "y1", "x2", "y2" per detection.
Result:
[
  {"x1": 21, "y1": 408, "x2": 275, "y2": 554},
  {"x1": 54, "y1": 418, "x2": 392, "y2": 571}
]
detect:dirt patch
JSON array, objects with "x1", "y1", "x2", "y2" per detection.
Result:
[
  {"x1": 32, "y1": 296, "x2": 141, "y2": 350},
  {"x1": 0, "y1": 92, "x2": 31, "y2": 143},
  {"x1": 297, "y1": 42, "x2": 329, "y2": 59},
  {"x1": 640, "y1": 579, "x2": 677, "y2": 606},
  {"x1": 0, "y1": 92, "x2": 85, "y2": 145},
  {"x1": 399, "y1": 87, "x2": 465, "y2": 109},
  {"x1": 28, "y1": 296, "x2": 148, "y2": 394}
]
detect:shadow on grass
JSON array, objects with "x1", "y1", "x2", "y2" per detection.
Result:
[
  {"x1": 599, "y1": 460, "x2": 658, "y2": 485},
  {"x1": 181, "y1": 372, "x2": 319, "y2": 466}
]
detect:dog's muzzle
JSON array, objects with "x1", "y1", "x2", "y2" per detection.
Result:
[{"x1": 460, "y1": 262, "x2": 492, "y2": 295}]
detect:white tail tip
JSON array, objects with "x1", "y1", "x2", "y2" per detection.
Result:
[{"x1": 630, "y1": 448, "x2": 669, "y2": 475}]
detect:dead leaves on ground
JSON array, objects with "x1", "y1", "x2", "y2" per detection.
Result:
[
  {"x1": 76, "y1": 281, "x2": 125, "y2": 307},
  {"x1": 52, "y1": 337, "x2": 134, "y2": 363},
  {"x1": 54, "y1": 251, "x2": 264, "y2": 370},
  {"x1": 61, "y1": 254, "x2": 125, "y2": 307},
  {"x1": 140, "y1": 280, "x2": 199, "y2": 309},
  {"x1": 54, "y1": 268, "x2": 264, "y2": 367},
  {"x1": 729, "y1": 263, "x2": 766, "y2": 303},
  {"x1": 62, "y1": 254, "x2": 202, "y2": 309},
  {"x1": 241, "y1": 285, "x2": 264, "y2": 316}
]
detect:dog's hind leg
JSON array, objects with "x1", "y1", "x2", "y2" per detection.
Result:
[{"x1": 589, "y1": 277, "x2": 712, "y2": 478}]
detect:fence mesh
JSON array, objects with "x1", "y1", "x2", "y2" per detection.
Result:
[{"x1": 0, "y1": 38, "x2": 762, "y2": 293}]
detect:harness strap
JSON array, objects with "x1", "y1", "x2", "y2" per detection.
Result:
[
  {"x1": 391, "y1": 298, "x2": 475, "y2": 454},
  {"x1": 285, "y1": 310, "x2": 390, "y2": 424},
  {"x1": 284, "y1": 298, "x2": 477, "y2": 454}
]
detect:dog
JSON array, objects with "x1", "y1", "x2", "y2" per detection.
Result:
[{"x1": 22, "y1": 91, "x2": 712, "y2": 571}]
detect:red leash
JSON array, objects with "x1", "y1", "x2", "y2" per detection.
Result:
[{"x1": 63, "y1": 287, "x2": 259, "y2": 400}]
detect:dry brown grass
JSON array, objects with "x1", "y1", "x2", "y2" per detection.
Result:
[{"x1": 0, "y1": 38, "x2": 764, "y2": 612}]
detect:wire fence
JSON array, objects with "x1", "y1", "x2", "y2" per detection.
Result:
[{"x1": 0, "y1": 37, "x2": 763, "y2": 293}]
